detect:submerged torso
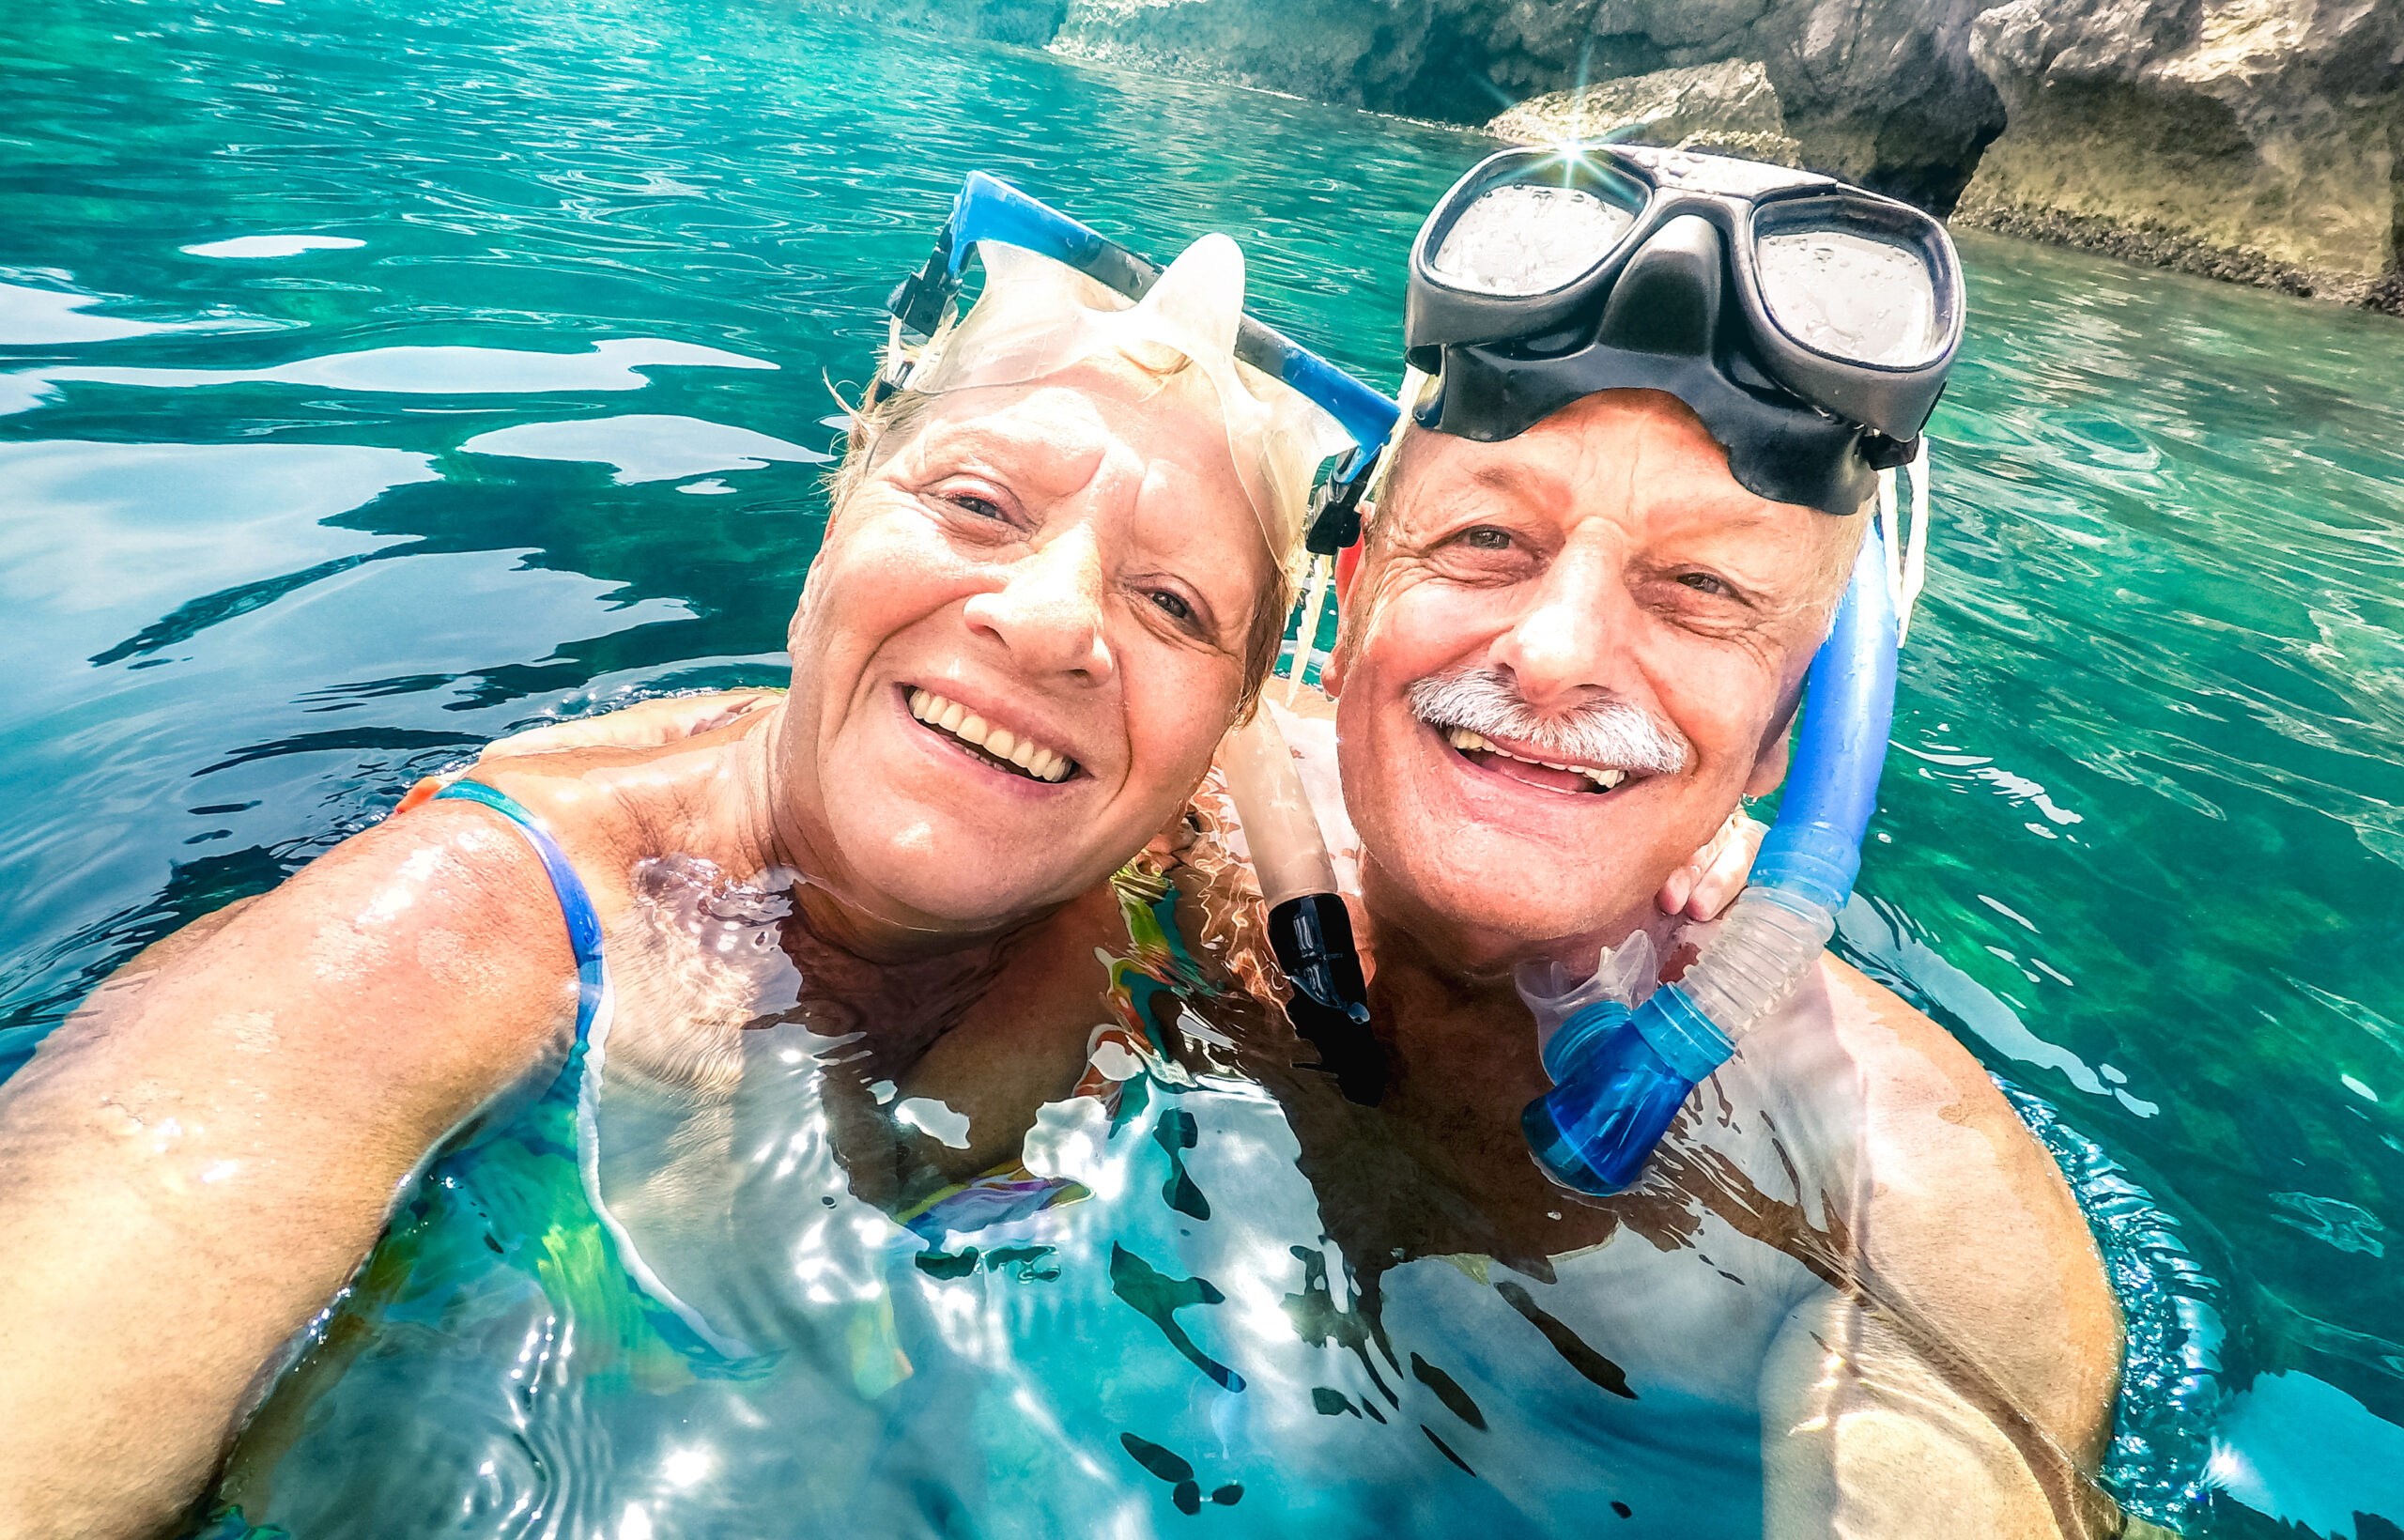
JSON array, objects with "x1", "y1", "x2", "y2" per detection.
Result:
[{"x1": 208, "y1": 796, "x2": 1878, "y2": 1540}]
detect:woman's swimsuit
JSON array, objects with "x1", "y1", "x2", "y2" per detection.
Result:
[{"x1": 429, "y1": 778, "x2": 755, "y2": 1359}]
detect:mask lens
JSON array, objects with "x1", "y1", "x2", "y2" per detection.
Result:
[
  {"x1": 1755, "y1": 229, "x2": 1943, "y2": 367},
  {"x1": 1428, "y1": 184, "x2": 1636, "y2": 297}
]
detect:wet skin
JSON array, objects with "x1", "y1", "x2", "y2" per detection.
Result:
[
  {"x1": 885, "y1": 391, "x2": 2126, "y2": 1536},
  {"x1": 1309, "y1": 392, "x2": 2123, "y2": 1537},
  {"x1": 779, "y1": 364, "x2": 1271, "y2": 940},
  {"x1": 0, "y1": 359, "x2": 1277, "y2": 1540},
  {"x1": 1322, "y1": 389, "x2": 1848, "y2": 974}
]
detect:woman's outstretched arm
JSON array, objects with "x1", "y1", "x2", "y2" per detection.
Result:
[{"x1": 0, "y1": 800, "x2": 576, "y2": 1539}]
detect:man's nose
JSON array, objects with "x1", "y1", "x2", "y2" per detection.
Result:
[
  {"x1": 961, "y1": 527, "x2": 1116, "y2": 685},
  {"x1": 1488, "y1": 540, "x2": 1636, "y2": 706}
]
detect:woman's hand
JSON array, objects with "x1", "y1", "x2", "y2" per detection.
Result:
[
  {"x1": 1657, "y1": 808, "x2": 1766, "y2": 921},
  {"x1": 393, "y1": 691, "x2": 784, "y2": 816},
  {"x1": 477, "y1": 689, "x2": 783, "y2": 761}
]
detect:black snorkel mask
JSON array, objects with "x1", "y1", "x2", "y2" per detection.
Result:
[{"x1": 1400, "y1": 144, "x2": 1965, "y2": 518}]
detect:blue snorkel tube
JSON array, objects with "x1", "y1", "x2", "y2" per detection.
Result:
[{"x1": 1521, "y1": 521, "x2": 1901, "y2": 1195}]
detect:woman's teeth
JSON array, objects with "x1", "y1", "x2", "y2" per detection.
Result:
[
  {"x1": 1443, "y1": 727, "x2": 1626, "y2": 792},
  {"x1": 909, "y1": 689, "x2": 1073, "y2": 783}
]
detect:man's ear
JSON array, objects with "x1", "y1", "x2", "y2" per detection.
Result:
[
  {"x1": 1744, "y1": 715, "x2": 1793, "y2": 799},
  {"x1": 1334, "y1": 516, "x2": 1364, "y2": 603},
  {"x1": 1318, "y1": 520, "x2": 1368, "y2": 698}
]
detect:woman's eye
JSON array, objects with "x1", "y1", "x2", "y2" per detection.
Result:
[
  {"x1": 1148, "y1": 589, "x2": 1194, "y2": 624},
  {"x1": 1460, "y1": 527, "x2": 1513, "y2": 550},
  {"x1": 1676, "y1": 571, "x2": 1731, "y2": 597}
]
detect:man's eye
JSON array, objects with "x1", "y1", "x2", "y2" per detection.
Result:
[
  {"x1": 1460, "y1": 527, "x2": 1513, "y2": 550},
  {"x1": 1148, "y1": 589, "x2": 1194, "y2": 624},
  {"x1": 1676, "y1": 571, "x2": 1731, "y2": 597},
  {"x1": 945, "y1": 491, "x2": 1008, "y2": 520}
]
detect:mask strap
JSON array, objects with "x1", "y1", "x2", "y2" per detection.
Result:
[{"x1": 1874, "y1": 436, "x2": 1934, "y2": 647}]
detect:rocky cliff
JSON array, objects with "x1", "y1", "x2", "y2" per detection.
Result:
[
  {"x1": 806, "y1": 0, "x2": 2403, "y2": 311},
  {"x1": 1483, "y1": 58, "x2": 1804, "y2": 167},
  {"x1": 1959, "y1": 0, "x2": 2402, "y2": 308},
  {"x1": 1044, "y1": 0, "x2": 2008, "y2": 210}
]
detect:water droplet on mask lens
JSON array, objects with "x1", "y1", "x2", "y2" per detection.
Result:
[
  {"x1": 1429, "y1": 185, "x2": 1633, "y2": 296},
  {"x1": 1755, "y1": 230, "x2": 1939, "y2": 365}
]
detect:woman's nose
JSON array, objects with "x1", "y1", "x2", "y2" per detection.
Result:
[{"x1": 961, "y1": 528, "x2": 1116, "y2": 685}]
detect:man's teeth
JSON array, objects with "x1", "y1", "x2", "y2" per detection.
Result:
[
  {"x1": 1443, "y1": 727, "x2": 1626, "y2": 791},
  {"x1": 908, "y1": 689, "x2": 1072, "y2": 783}
]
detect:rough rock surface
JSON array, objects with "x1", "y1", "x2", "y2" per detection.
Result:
[
  {"x1": 1047, "y1": 0, "x2": 1433, "y2": 111},
  {"x1": 1046, "y1": 0, "x2": 2006, "y2": 209},
  {"x1": 1424, "y1": 0, "x2": 2009, "y2": 209},
  {"x1": 1958, "y1": 0, "x2": 2403, "y2": 309},
  {"x1": 1484, "y1": 59, "x2": 1806, "y2": 167},
  {"x1": 800, "y1": 0, "x2": 2403, "y2": 310}
]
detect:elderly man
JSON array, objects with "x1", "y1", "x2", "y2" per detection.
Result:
[
  {"x1": 1255, "y1": 389, "x2": 2124, "y2": 1532},
  {"x1": 1249, "y1": 147, "x2": 2128, "y2": 1532}
]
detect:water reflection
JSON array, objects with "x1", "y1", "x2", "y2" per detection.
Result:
[
  {"x1": 0, "y1": 439, "x2": 428, "y2": 630},
  {"x1": 460, "y1": 412, "x2": 829, "y2": 484},
  {"x1": 180, "y1": 235, "x2": 367, "y2": 259},
  {"x1": 8, "y1": 336, "x2": 773, "y2": 413},
  {"x1": 0, "y1": 277, "x2": 270, "y2": 346}
]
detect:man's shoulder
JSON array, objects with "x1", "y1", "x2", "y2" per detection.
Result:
[
  {"x1": 1802, "y1": 953, "x2": 2125, "y2": 1462},
  {"x1": 1813, "y1": 955, "x2": 2039, "y2": 1152}
]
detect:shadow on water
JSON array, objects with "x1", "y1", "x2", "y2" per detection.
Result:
[{"x1": 3, "y1": 0, "x2": 2404, "y2": 1532}]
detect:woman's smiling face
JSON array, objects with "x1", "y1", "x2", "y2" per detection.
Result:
[{"x1": 777, "y1": 359, "x2": 1275, "y2": 933}]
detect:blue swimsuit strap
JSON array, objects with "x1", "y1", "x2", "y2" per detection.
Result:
[{"x1": 433, "y1": 778, "x2": 604, "y2": 978}]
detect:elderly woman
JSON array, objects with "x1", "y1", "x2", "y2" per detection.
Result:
[{"x1": 0, "y1": 195, "x2": 1372, "y2": 1537}]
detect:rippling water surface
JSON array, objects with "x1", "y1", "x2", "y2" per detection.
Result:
[{"x1": 4, "y1": 0, "x2": 2403, "y2": 1532}]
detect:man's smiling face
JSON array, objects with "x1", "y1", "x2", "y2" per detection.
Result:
[{"x1": 1323, "y1": 389, "x2": 1861, "y2": 973}]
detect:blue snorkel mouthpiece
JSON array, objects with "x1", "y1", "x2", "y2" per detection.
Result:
[{"x1": 1521, "y1": 524, "x2": 1902, "y2": 1194}]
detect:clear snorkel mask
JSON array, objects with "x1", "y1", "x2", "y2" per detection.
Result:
[
  {"x1": 868, "y1": 173, "x2": 1396, "y2": 566},
  {"x1": 1342, "y1": 144, "x2": 1966, "y2": 1194},
  {"x1": 1403, "y1": 142, "x2": 1963, "y2": 517}
]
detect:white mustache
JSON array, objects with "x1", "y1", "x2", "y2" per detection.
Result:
[{"x1": 1407, "y1": 667, "x2": 1687, "y2": 777}]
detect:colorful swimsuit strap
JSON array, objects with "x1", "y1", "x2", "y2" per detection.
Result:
[
  {"x1": 427, "y1": 779, "x2": 757, "y2": 1361},
  {"x1": 433, "y1": 779, "x2": 604, "y2": 976}
]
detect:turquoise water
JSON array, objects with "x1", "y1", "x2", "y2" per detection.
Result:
[{"x1": 3, "y1": 0, "x2": 2403, "y2": 1532}]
